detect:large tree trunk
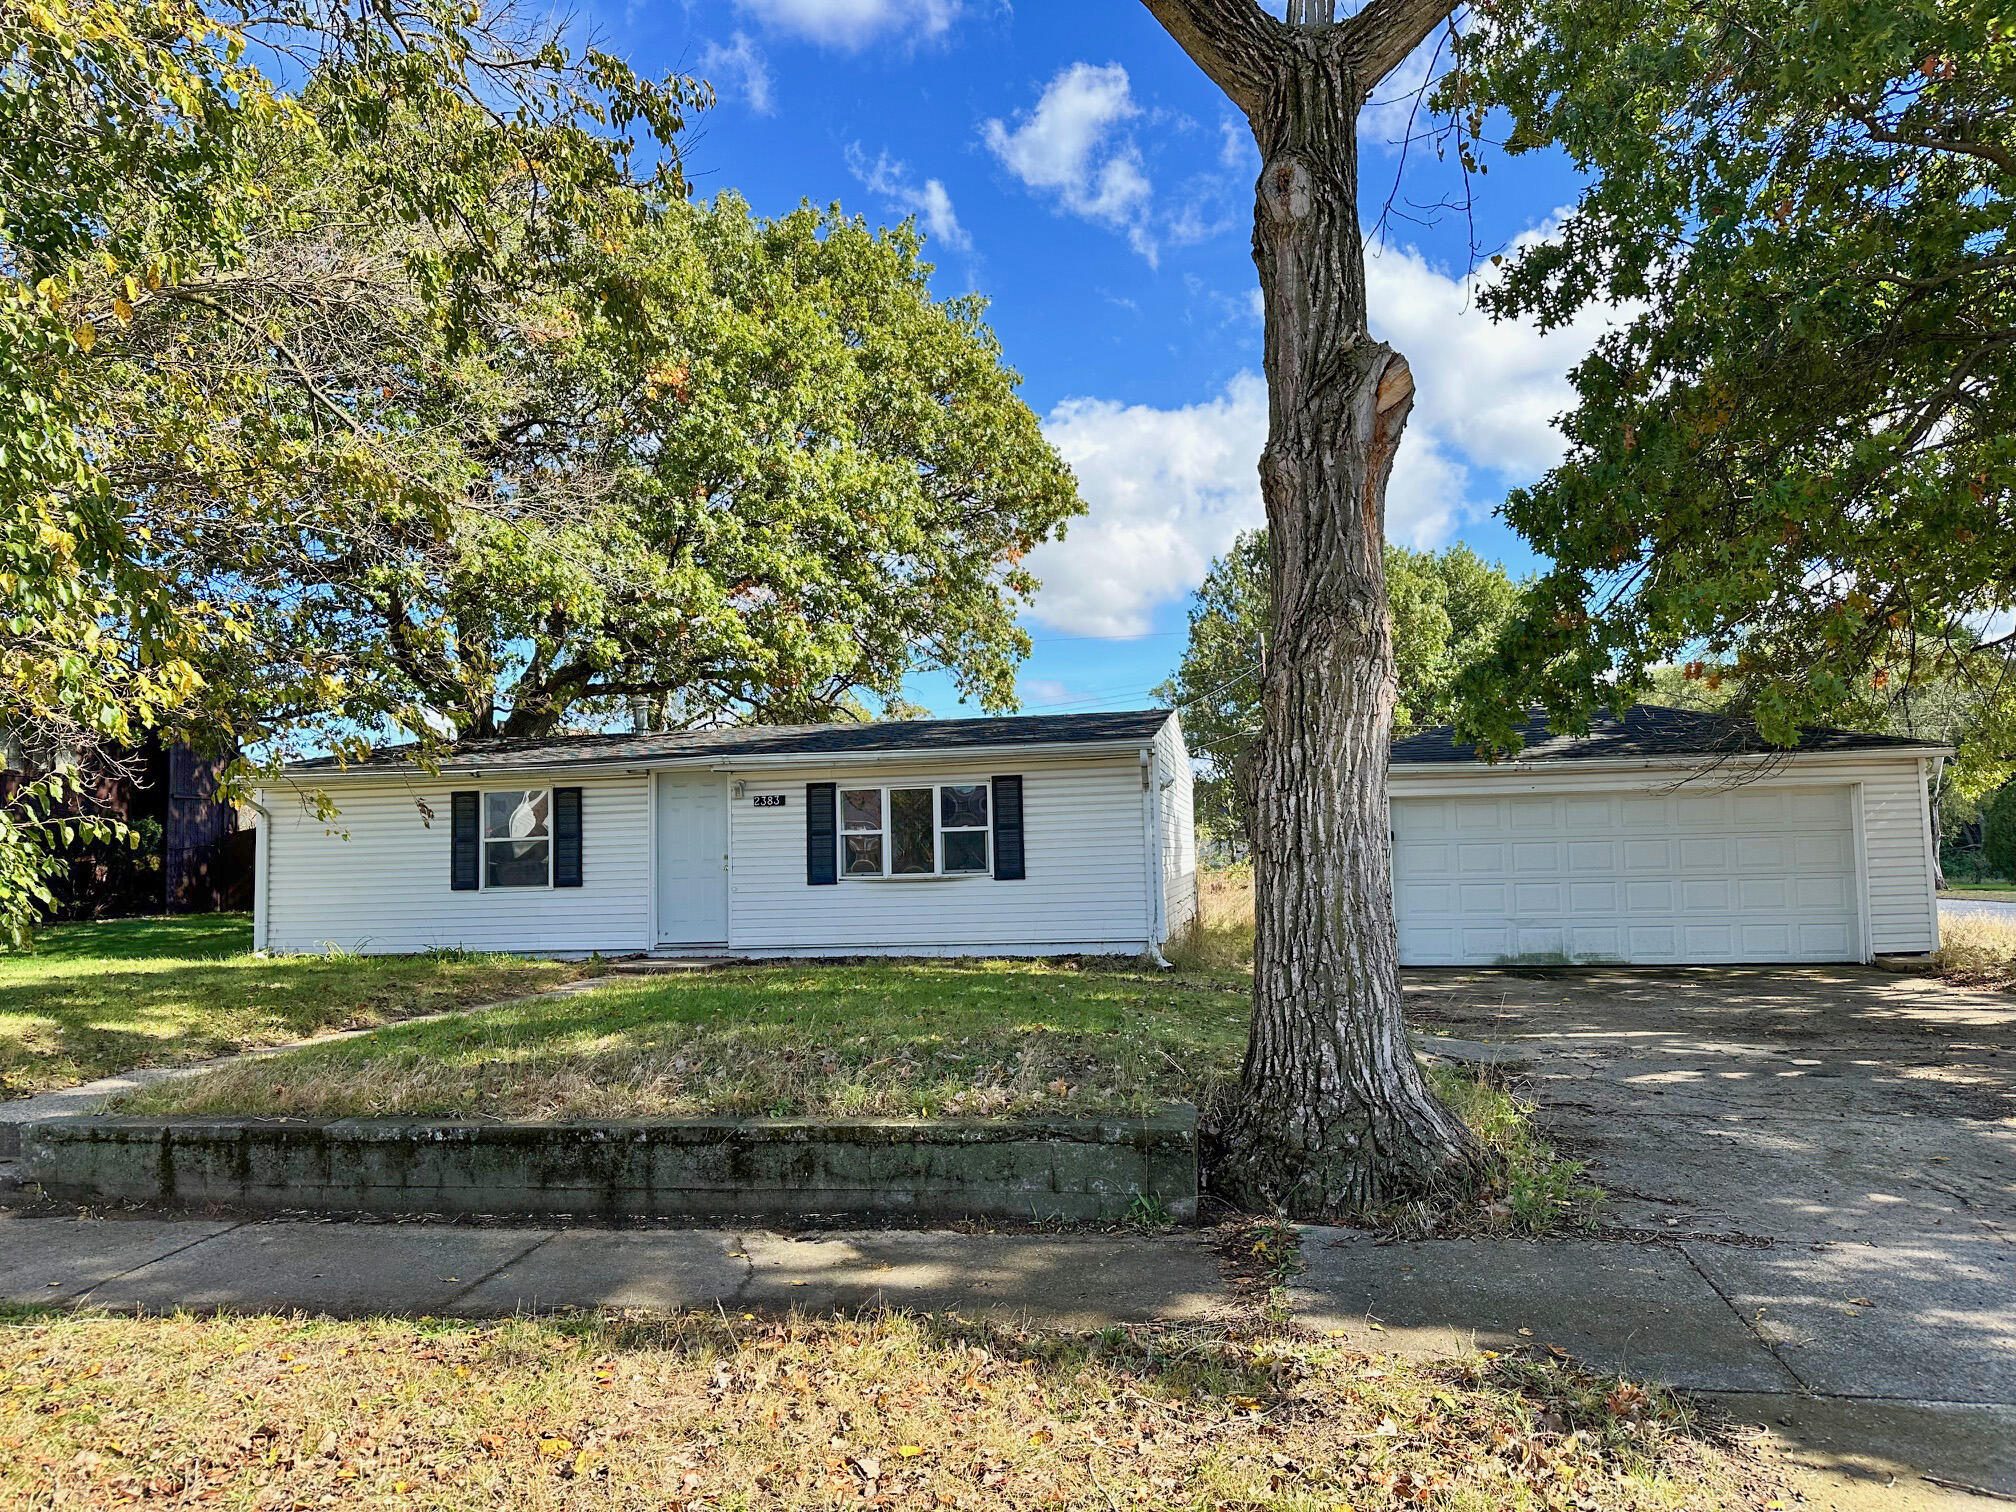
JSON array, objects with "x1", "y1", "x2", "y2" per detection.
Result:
[{"x1": 1142, "y1": 0, "x2": 1483, "y2": 1215}]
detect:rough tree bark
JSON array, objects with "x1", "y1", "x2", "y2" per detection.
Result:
[{"x1": 1139, "y1": 0, "x2": 1485, "y2": 1214}]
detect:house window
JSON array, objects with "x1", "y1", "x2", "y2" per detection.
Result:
[
  {"x1": 940, "y1": 784, "x2": 990, "y2": 873},
  {"x1": 841, "y1": 788, "x2": 884, "y2": 876},
  {"x1": 484, "y1": 789, "x2": 551, "y2": 888},
  {"x1": 837, "y1": 783, "x2": 990, "y2": 877}
]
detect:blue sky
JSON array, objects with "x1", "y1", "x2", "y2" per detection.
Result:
[{"x1": 598, "y1": 1, "x2": 1612, "y2": 718}]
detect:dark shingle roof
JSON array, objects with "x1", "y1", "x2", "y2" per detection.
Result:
[
  {"x1": 1391, "y1": 704, "x2": 1943, "y2": 765},
  {"x1": 287, "y1": 710, "x2": 1173, "y2": 774}
]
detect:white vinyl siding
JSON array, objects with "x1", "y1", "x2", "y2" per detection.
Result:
[
  {"x1": 1861, "y1": 758, "x2": 1939, "y2": 955},
  {"x1": 1156, "y1": 716, "x2": 1198, "y2": 937},
  {"x1": 257, "y1": 773, "x2": 650, "y2": 955},
  {"x1": 1387, "y1": 755, "x2": 1939, "y2": 966},
  {"x1": 725, "y1": 755, "x2": 1152, "y2": 955}
]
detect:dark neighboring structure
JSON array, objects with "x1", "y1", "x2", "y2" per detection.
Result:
[
  {"x1": 164, "y1": 743, "x2": 248, "y2": 912},
  {"x1": 1, "y1": 735, "x2": 250, "y2": 918}
]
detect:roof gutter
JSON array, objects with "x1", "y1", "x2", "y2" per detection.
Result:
[{"x1": 278, "y1": 736, "x2": 1164, "y2": 781}]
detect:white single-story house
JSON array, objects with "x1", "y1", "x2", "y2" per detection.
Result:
[
  {"x1": 1389, "y1": 705, "x2": 1949, "y2": 966},
  {"x1": 256, "y1": 702, "x2": 1946, "y2": 968},
  {"x1": 254, "y1": 711, "x2": 1198, "y2": 958}
]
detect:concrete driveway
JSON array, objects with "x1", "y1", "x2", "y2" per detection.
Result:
[{"x1": 1297, "y1": 966, "x2": 2016, "y2": 1507}]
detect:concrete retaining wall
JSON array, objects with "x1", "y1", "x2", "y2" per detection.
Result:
[{"x1": 18, "y1": 1108, "x2": 1198, "y2": 1223}]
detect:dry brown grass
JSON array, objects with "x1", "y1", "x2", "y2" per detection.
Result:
[
  {"x1": 0, "y1": 1307, "x2": 1791, "y2": 1511},
  {"x1": 1935, "y1": 908, "x2": 2016, "y2": 988},
  {"x1": 1164, "y1": 866, "x2": 1256, "y2": 973}
]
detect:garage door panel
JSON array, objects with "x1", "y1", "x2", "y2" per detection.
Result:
[
  {"x1": 1681, "y1": 878, "x2": 1734, "y2": 910},
  {"x1": 1567, "y1": 840, "x2": 1616, "y2": 869},
  {"x1": 1795, "y1": 834, "x2": 1853, "y2": 869},
  {"x1": 1626, "y1": 924, "x2": 1679, "y2": 958},
  {"x1": 1739, "y1": 878, "x2": 1789, "y2": 910},
  {"x1": 1798, "y1": 922, "x2": 1855, "y2": 955},
  {"x1": 1626, "y1": 879, "x2": 1675, "y2": 911},
  {"x1": 1679, "y1": 836, "x2": 1730, "y2": 870},
  {"x1": 1395, "y1": 785, "x2": 1861, "y2": 966},
  {"x1": 1568, "y1": 925, "x2": 1623, "y2": 958},
  {"x1": 1569, "y1": 882, "x2": 1619, "y2": 912},
  {"x1": 1564, "y1": 796, "x2": 1616, "y2": 826},
  {"x1": 1624, "y1": 838, "x2": 1672, "y2": 870},
  {"x1": 1399, "y1": 882, "x2": 1453, "y2": 913}
]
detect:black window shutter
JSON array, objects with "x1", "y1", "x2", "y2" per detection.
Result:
[
  {"x1": 806, "y1": 782, "x2": 838, "y2": 885},
  {"x1": 450, "y1": 791, "x2": 480, "y2": 891},
  {"x1": 552, "y1": 786, "x2": 583, "y2": 887},
  {"x1": 991, "y1": 775, "x2": 1025, "y2": 880}
]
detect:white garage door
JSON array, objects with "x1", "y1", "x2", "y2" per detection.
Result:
[{"x1": 1392, "y1": 785, "x2": 1863, "y2": 966}]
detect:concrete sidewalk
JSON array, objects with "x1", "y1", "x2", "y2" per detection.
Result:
[
  {"x1": 3, "y1": 1211, "x2": 2010, "y2": 1507},
  {"x1": 0, "y1": 1213, "x2": 1233, "y2": 1329}
]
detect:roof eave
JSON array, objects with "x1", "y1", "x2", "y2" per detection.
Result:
[
  {"x1": 274, "y1": 733, "x2": 1164, "y2": 782},
  {"x1": 1390, "y1": 744, "x2": 1952, "y2": 776}
]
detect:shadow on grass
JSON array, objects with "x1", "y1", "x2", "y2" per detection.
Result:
[
  {"x1": 0, "y1": 917, "x2": 569, "y2": 1097},
  {"x1": 8, "y1": 914, "x2": 252, "y2": 964}
]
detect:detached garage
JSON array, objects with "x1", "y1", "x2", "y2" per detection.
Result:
[{"x1": 1388, "y1": 706, "x2": 1948, "y2": 967}]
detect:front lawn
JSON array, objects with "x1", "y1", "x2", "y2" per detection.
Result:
[
  {"x1": 0, "y1": 916, "x2": 579, "y2": 1099},
  {"x1": 120, "y1": 961, "x2": 1252, "y2": 1121},
  {"x1": 0, "y1": 1308, "x2": 1788, "y2": 1511}
]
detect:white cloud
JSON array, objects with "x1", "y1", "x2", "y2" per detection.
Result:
[
  {"x1": 698, "y1": 32, "x2": 774, "y2": 115},
  {"x1": 1364, "y1": 235, "x2": 1615, "y2": 479},
  {"x1": 844, "y1": 145, "x2": 971, "y2": 251},
  {"x1": 982, "y1": 63, "x2": 1156, "y2": 260},
  {"x1": 1030, "y1": 374, "x2": 1268, "y2": 637},
  {"x1": 734, "y1": 0, "x2": 960, "y2": 50},
  {"x1": 1025, "y1": 227, "x2": 1624, "y2": 636}
]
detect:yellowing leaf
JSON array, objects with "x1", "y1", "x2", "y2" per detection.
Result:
[
  {"x1": 538, "y1": 1436, "x2": 573, "y2": 1459},
  {"x1": 73, "y1": 322, "x2": 95, "y2": 352},
  {"x1": 897, "y1": 1445, "x2": 924, "y2": 1458}
]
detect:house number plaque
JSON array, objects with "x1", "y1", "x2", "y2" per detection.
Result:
[{"x1": 752, "y1": 794, "x2": 786, "y2": 808}]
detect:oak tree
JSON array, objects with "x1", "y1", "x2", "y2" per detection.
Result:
[{"x1": 1448, "y1": 0, "x2": 2016, "y2": 778}]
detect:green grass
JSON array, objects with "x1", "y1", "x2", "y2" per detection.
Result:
[
  {"x1": 0, "y1": 1308, "x2": 1789, "y2": 1511},
  {"x1": 121, "y1": 960, "x2": 1253, "y2": 1121},
  {"x1": 0, "y1": 916, "x2": 580, "y2": 1099},
  {"x1": 1428, "y1": 1065, "x2": 1605, "y2": 1235},
  {"x1": 1941, "y1": 880, "x2": 2016, "y2": 900}
]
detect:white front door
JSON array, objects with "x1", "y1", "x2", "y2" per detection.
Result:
[
  {"x1": 1391, "y1": 784, "x2": 1863, "y2": 966},
  {"x1": 656, "y1": 771, "x2": 728, "y2": 945}
]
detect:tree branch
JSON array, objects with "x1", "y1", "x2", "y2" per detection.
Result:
[
  {"x1": 1137, "y1": 0, "x2": 1283, "y2": 115},
  {"x1": 1336, "y1": 0, "x2": 1460, "y2": 90}
]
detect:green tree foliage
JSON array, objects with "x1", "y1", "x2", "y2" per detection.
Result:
[
  {"x1": 2, "y1": 0, "x2": 1077, "y2": 938},
  {"x1": 1985, "y1": 784, "x2": 2016, "y2": 879},
  {"x1": 1159, "y1": 530, "x2": 1522, "y2": 846},
  {"x1": 1448, "y1": 0, "x2": 2016, "y2": 771},
  {"x1": 119, "y1": 169, "x2": 1079, "y2": 754}
]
